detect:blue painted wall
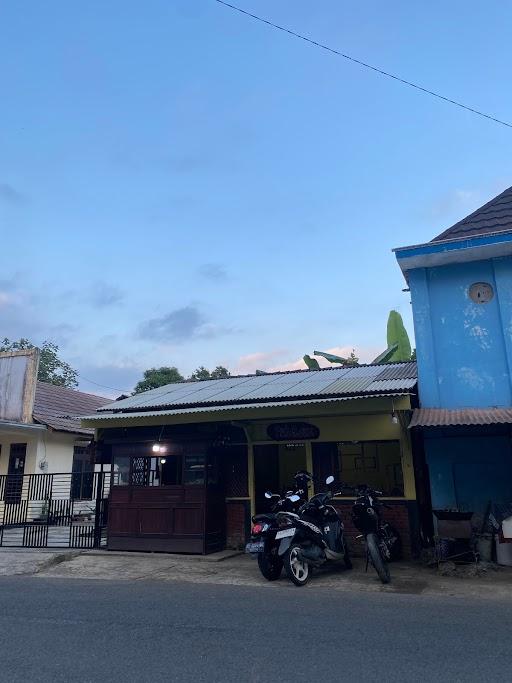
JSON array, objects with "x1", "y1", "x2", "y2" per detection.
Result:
[
  {"x1": 424, "y1": 429, "x2": 512, "y2": 515},
  {"x1": 409, "y1": 256, "x2": 512, "y2": 408}
]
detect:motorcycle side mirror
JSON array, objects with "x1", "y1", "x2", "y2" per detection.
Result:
[
  {"x1": 326, "y1": 475, "x2": 335, "y2": 485},
  {"x1": 288, "y1": 494, "x2": 300, "y2": 502},
  {"x1": 264, "y1": 491, "x2": 273, "y2": 499}
]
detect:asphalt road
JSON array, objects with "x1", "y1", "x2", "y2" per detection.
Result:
[{"x1": 0, "y1": 577, "x2": 510, "y2": 683}]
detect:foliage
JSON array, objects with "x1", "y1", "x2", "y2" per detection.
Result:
[
  {"x1": 133, "y1": 364, "x2": 231, "y2": 393},
  {"x1": 133, "y1": 366, "x2": 184, "y2": 394},
  {"x1": 371, "y1": 344, "x2": 399, "y2": 364},
  {"x1": 190, "y1": 365, "x2": 230, "y2": 381},
  {"x1": 303, "y1": 354, "x2": 321, "y2": 370},
  {"x1": 0, "y1": 338, "x2": 78, "y2": 387},
  {"x1": 313, "y1": 349, "x2": 359, "y2": 367},
  {"x1": 410, "y1": 348, "x2": 417, "y2": 361},
  {"x1": 386, "y1": 310, "x2": 412, "y2": 362},
  {"x1": 344, "y1": 350, "x2": 359, "y2": 366}
]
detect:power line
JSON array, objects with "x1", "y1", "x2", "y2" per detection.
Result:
[
  {"x1": 76, "y1": 374, "x2": 132, "y2": 396},
  {"x1": 216, "y1": 0, "x2": 512, "y2": 130}
]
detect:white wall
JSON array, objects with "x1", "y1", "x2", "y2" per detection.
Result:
[
  {"x1": 0, "y1": 428, "x2": 87, "y2": 476},
  {"x1": 0, "y1": 430, "x2": 40, "y2": 476}
]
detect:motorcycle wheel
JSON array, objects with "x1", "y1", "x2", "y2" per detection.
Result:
[
  {"x1": 257, "y1": 552, "x2": 283, "y2": 581},
  {"x1": 367, "y1": 533, "x2": 391, "y2": 584},
  {"x1": 284, "y1": 544, "x2": 310, "y2": 586}
]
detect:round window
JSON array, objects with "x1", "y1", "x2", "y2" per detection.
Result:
[{"x1": 469, "y1": 282, "x2": 494, "y2": 304}]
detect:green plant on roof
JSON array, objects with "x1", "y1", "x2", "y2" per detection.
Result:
[
  {"x1": 371, "y1": 344, "x2": 399, "y2": 364},
  {"x1": 385, "y1": 310, "x2": 412, "y2": 362},
  {"x1": 313, "y1": 350, "x2": 359, "y2": 366},
  {"x1": 303, "y1": 354, "x2": 321, "y2": 370}
]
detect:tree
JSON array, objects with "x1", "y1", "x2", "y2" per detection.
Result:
[
  {"x1": 190, "y1": 366, "x2": 211, "y2": 381},
  {"x1": 133, "y1": 366, "x2": 184, "y2": 394},
  {"x1": 190, "y1": 365, "x2": 231, "y2": 381},
  {"x1": 0, "y1": 338, "x2": 78, "y2": 387},
  {"x1": 210, "y1": 365, "x2": 230, "y2": 379}
]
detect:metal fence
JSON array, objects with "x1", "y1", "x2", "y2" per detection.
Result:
[{"x1": 0, "y1": 472, "x2": 111, "y2": 549}]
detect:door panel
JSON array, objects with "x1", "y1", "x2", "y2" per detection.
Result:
[{"x1": 5, "y1": 443, "x2": 27, "y2": 504}]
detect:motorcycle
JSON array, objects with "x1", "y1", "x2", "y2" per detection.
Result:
[
  {"x1": 351, "y1": 483, "x2": 402, "y2": 584},
  {"x1": 245, "y1": 471, "x2": 312, "y2": 581},
  {"x1": 275, "y1": 476, "x2": 352, "y2": 586}
]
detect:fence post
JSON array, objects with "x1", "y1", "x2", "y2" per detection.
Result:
[{"x1": 93, "y1": 470, "x2": 105, "y2": 548}]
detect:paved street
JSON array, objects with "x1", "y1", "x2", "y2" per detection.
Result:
[{"x1": 0, "y1": 576, "x2": 511, "y2": 683}]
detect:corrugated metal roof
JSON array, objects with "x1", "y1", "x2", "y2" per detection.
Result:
[
  {"x1": 366, "y1": 378, "x2": 417, "y2": 392},
  {"x1": 83, "y1": 393, "x2": 412, "y2": 423},
  {"x1": 374, "y1": 362, "x2": 417, "y2": 381},
  {"x1": 409, "y1": 407, "x2": 512, "y2": 428},
  {"x1": 99, "y1": 362, "x2": 417, "y2": 414}
]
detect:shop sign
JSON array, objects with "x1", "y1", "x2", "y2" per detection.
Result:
[{"x1": 267, "y1": 422, "x2": 320, "y2": 441}]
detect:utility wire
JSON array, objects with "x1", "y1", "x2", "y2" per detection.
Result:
[
  {"x1": 76, "y1": 374, "x2": 132, "y2": 396},
  {"x1": 216, "y1": 0, "x2": 512, "y2": 130}
]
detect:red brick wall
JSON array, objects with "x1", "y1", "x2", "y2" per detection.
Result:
[
  {"x1": 226, "y1": 501, "x2": 248, "y2": 549},
  {"x1": 332, "y1": 500, "x2": 413, "y2": 558}
]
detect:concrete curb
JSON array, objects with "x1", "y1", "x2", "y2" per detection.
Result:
[
  {"x1": 34, "y1": 551, "x2": 83, "y2": 574},
  {"x1": 85, "y1": 549, "x2": 243, "y2": 563}
]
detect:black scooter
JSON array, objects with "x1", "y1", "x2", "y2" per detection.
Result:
[
  {"x1": 351, "y1": 484, "x2": 402, "y2": 584},
  {"x1": 275, "y1": 476, "x2": 352, "y2": 586},
  {"x1": 245, "y1": 472, "x2": 311, "y2": 581}
]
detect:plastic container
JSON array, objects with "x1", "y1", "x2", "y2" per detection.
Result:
[
  {"x1": 502, "y1": 516, "x2": 512, "y2": 539},
  {"x1": 495, "y1": 534, "x2": 512, "y2": 566}
]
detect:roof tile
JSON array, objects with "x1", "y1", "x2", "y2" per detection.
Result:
[
  {"x1": 432, "y1": 186, "x2": 512, "y2": 242},
  {"x1": 33, "y1": 382, "x2": 111, "y2": 435}
]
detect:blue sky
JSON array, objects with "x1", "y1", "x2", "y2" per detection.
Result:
[{"x1": 1, "y1": 1, "x2": 511, "y2": 396}]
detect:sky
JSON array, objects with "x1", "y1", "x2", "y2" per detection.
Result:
[{"x1": 1, "y1": 1, "x2": 511, "y2": 397}]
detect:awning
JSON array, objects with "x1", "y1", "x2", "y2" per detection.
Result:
[
  {"x1": 409, "y1": 407, "x2": 512, "y2": 428},
  {"x1": 82, "y1": 393, "x2": 412, "y2": 428}
]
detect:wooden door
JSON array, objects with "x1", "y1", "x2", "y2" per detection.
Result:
[
  {"x1": 204, "y1": 448, "x2": 225, "y2": 553},
  {"x1": 254, "y1": 445, "x2": 279, "y2": 513}
]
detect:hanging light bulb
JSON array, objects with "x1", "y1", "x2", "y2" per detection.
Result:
[
  {"x1": 391, "y1": 412, "x2": 398, "y2": 425},
  {"x1": 152, "y1": 443, "x2": 161, "y2": 453},
  {"x1": 160, "y1": 458, "x2": 167, "y2": 464}
]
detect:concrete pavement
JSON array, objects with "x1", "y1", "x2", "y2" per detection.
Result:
[{"x1": 1, "y1": 548, "x2": 512, "y2": 600}]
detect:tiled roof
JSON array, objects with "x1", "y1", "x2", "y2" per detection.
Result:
[
  {"x1": 33, "y1": 382, "x2": 111, "y2": 435},
  {"x1": 432, "y1": 186, "x2": 512, "y2": 242},
  {"x1": 409, "y1": 407, "x2": 512, "y2": 428},
  {"x1": 96, "y1": 362, "x2": 417, "y2": 415}
]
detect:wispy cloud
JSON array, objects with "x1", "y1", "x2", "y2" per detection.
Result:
[
  {"x1": 89, "y1": 282, "x2": 124, "y2": 308},
  {"x1": 233, "y1": 350, "x2": 288, "y2": 375},
  {"x1": 0, "y1": 183, "x2": 26, "y2": 206},
  {"x1": 198, "y1": 263, "x2": 228, "y2": 282},
  {"x1": 139, "y1": 305, "x2": 232, "y2": 343},
  {"x1": 425, "y1": 188, "x2": 481, "y2": 222}
]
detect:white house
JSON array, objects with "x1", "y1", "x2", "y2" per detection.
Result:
[{"x1": 0, "y1": 349, "x2": 110, "y2": 480}]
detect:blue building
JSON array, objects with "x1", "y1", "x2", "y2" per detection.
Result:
[{"x1": 395, "y1": 186, "x2": 512, "y2": 518}]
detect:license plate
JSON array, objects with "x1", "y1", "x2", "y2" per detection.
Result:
[
  {"x1": 275, "y1": 528, "x2": 296, "y2": 539},
  {"x1": 245, "y1": 541, "x2": 265, "y2": 554}
]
